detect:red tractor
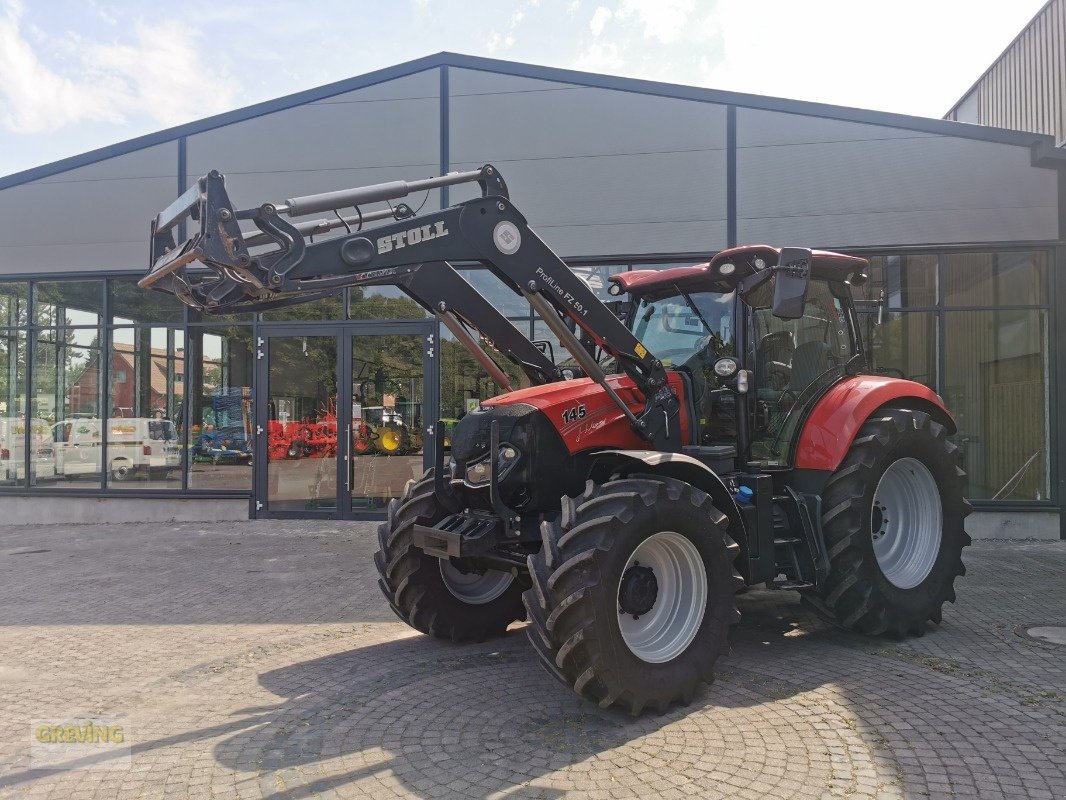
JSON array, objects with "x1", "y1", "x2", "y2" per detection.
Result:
[{"x1": 144, "y1": 166, "x2": 970, "y2": 715}]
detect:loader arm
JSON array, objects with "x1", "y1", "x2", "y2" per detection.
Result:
[{"x1": 141, "y1": 165, "x2": 681, "y2": 448}]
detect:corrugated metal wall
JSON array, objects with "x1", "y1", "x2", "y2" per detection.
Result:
[
  {"x1": 947, "y1": 0, "x2": 1066, "y2": 144},
  {"x1": 185, "y1": 70, "x2": 441, "y2": 213},
  {"x1": 735, "y1": 109, "x2": 1058, "y2": 247},
  {"x1": 0, "y1": 143, "x2": 178, "y2": 273},
  {"x1": 447, "y1": 69, "x2": 729, "y2": 257},
  {"x1": 0, "y1": 62, "x2": 1061, "y2": 277}
]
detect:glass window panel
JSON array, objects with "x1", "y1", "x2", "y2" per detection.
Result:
[
  {"x1": 185, "y1": 327, "x2": 254, "y2": 491},
  {"x1": 0, "y1": 283, "x2": 28, "y2": 328},
  {"x1": 943, "y1": 310, "x2": 1048, "y2": 500},
  {"x1": 265, "y1": 336, "x2": 338, "y2": 512},
  {"x1": 531, "y1": 321, "x2": 568, "y2": 366},
  {"x1": 943, "y1": 251, "x2": 1047, "y2": 307},
  {"x1": 188, "y1": 308, "x2": 254, "y2": 324},
  {"x1": 750, "y1": 282, "x2": 851, "y2": 464},
  {"x1": 109, "y1": 279, "x2": 185, "y2": 324},
  {"x1": 259, "y1": 291, "x2": 345, "y2": 321},
  {"x1": 34, "y1": 281, "x2": 104, "y2": 326},
  {"x1": 32, "y1": 328, "x2": 104, "y2": 488},
  {"x1": 350, "y1": 333, "x2": 426, "y2": 512},
  {"x1": 457, "y1": 269, "x2": 531, "y2": 317},
  {"x1": 0, "y1": 330, "x2": 29, "y2": 487},
  {"x1": 106, "y1": 327, "x2": 184, "y2": 489},
  {"x1": 571, "y1": 264, "x2": 629, "y2": 300},
  {"x1": 349, "y1": 285, "x2": 430, "y2": 320},
  {"x1": 531, "y1": 319, "x2": 617, "y2": 373},
  {"x1": 859, "y1": 311, "x2": 937, "y2": 390},
  {"x1": 858, "y1": 255, "x2": 937, "y2": 308},
  {"x1": 440, "y1": 325, "x2": 527, "y2": 424}
]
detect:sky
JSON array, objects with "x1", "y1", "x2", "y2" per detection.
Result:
[{"x1": 0, "y1": 0, "x2": 1049, "y2": 179}]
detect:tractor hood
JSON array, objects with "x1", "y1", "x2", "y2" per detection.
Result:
[{"x1": 481, "y1": 371, "x2": 690, "y2": 453}]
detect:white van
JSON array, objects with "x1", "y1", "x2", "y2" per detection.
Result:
[
  {"x1": 53, "y1": 418, "x2": 180, "y2": 481},
  {"x1": 0, "y1": 417, "x2": 54, "y2": 481}
]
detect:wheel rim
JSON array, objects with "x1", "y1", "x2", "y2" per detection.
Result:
[
  {"x1": 381, "y1": 429, "x2": 402, "y2": 452},
  {"x1": 871, "y1": 457, "x2": 943, "y2": 589},
  {"x1": 617, "y1": 531, "x2": 707, "y2": 664},
  {"x1": 439, "y1": 560, "x2": 513, "y2": 604}
]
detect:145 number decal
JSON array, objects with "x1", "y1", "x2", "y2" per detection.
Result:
[{"x1": 561, "y1": 404, "x2": 587, "y2": 424}]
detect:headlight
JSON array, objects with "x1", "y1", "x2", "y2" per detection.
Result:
[
  {"x1": 713, "y1": 357, "x2": 739, "y2": 378},
  {"x1": 463, "y1": 443, "x2": 521, "y2": 487}
]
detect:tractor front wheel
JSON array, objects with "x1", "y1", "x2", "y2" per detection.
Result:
[
  {"x1": 525, "y1": 475, "x2": 742, "y2": 715},
  {"x1": 374, "y1": 470, "x2": 526, "y2": 642},
  {"x1": 802, "y1": 408, "x2": 971, "y2": 637}
]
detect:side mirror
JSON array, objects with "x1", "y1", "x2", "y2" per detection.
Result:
[
  {"x1": 603, "y1": 299, "x2": 629, "y2": 321},
  {"x1": 532, "y1": 340, "x2": 555, "y2": 362},
  {"x1": 771, "y1": 247, "x2": 811, "y2": 319}
]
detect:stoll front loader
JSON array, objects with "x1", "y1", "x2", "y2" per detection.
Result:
[{"x1": 142, "y1": 165, "x2": 970, "y2": 715}]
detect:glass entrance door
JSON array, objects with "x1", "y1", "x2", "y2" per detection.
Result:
[
  {"x1": 254, "y1": 323, "x2": 435, "y2": 518},
  {"x1": 349, "y1": 331, "x2": 430, "y2": 513},
  {"x1": 261, "y1": 332, "x2": 342, "y2": 514}
]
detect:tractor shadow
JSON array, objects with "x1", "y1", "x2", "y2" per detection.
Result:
[{"x1": 200, "y1": 590, "x2": 894, "y2": 800}]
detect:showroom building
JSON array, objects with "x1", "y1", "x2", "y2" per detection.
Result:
[{"x1": 0, "y1": 53, "x2": 1063, "y2": 536}]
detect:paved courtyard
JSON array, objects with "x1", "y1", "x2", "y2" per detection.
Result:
[{"x1": 0, "y1": 519, "x2": 1062, "y2": 800}]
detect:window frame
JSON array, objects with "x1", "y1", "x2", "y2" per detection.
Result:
[{"x1": 0, "y1": 247, "x2": 1055, "y2": 510}]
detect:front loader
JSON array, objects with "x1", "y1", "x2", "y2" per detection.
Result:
[{"x1": 143, "y1": 165, "x2": 970, "y2": 715}]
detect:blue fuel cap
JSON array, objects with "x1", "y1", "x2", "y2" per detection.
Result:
[{"x1": 735, "y1": 485, "x2": 754, "y2": 505}]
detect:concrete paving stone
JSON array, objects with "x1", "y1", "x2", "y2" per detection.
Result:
[{"x1": 0, "y1": 522, "x2": 1062, "y2": 800}]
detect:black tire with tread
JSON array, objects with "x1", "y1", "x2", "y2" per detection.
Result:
[
  {"x1": 524, "y1": 474, "x2": 742, "y2": 716},
  {"x1": 801, "y1": 407, "x2": 972, "y2": 637},
  {"x1": 374, "y1": 470, "x2": 526, "y2": 642}
]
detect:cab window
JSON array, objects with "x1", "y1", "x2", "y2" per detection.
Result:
[
  {"x1": 747, "y1": 280, "x2": 853, "y2": 463},
  {"x1": 632, "y1": 289, "x2": 737, "y2": 445}
]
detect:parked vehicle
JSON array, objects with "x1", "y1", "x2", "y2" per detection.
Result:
[
  {"x1": 193, "y1": 389, "x2": 253, "y2": 464},
  {"x1": 0, "y1": 417, "x2": 54, "y2": 481},
  {"x1": 360, "y1": 406, "x2": 421, "y2": 456},
  {"x1": 53, "y1": 417, "x2": 180, "y2": 481}
]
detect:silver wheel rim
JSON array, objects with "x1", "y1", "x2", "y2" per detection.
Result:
[
  {"x1": 871, "y1": 457, "x2": 943, "y2": 589},
  {"x1": 617, "y1": 531, "x2": 707, "y2": 664},
  {"x1": 439, "y1": 560, "x2": 513, "y2": 605}
]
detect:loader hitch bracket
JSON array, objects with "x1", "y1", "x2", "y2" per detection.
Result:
[{"x1": 413, "y1": 512, "x2": 503, "y2": 560}]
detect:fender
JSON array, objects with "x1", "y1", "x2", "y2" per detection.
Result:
[
  {"x1": 587, "y1": 449, "x2": 744, "y2": 536},
  {"x1": 794, "y1": 376, "x2": 956, "y2": 472}
]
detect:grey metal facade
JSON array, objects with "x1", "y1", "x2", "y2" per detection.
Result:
[
  {"x1": 946, "y1": 0, "x2": 1066, "y2": 146},
  {"x1": 1, "y1": 52, "x2": 1060, "y2": 275}
]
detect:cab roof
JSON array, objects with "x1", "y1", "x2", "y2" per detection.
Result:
[{"x1": 609, "y1": 245, "x2": 869, "y2": 295}]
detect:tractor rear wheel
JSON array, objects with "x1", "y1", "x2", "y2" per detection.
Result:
[
  {"x1": 802, "y1": 408, "x2": 971, "y2": 637},
  {"x1": 525, "y1": 475, "x2": 742, "y2": 715},
  {"x1": 374, "y1": 470, "x2": 526, "y2": 642}
]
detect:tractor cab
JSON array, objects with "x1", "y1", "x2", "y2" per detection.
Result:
[{"x1": 610, "y1": 245, "x2": 869, "y2": 467}]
